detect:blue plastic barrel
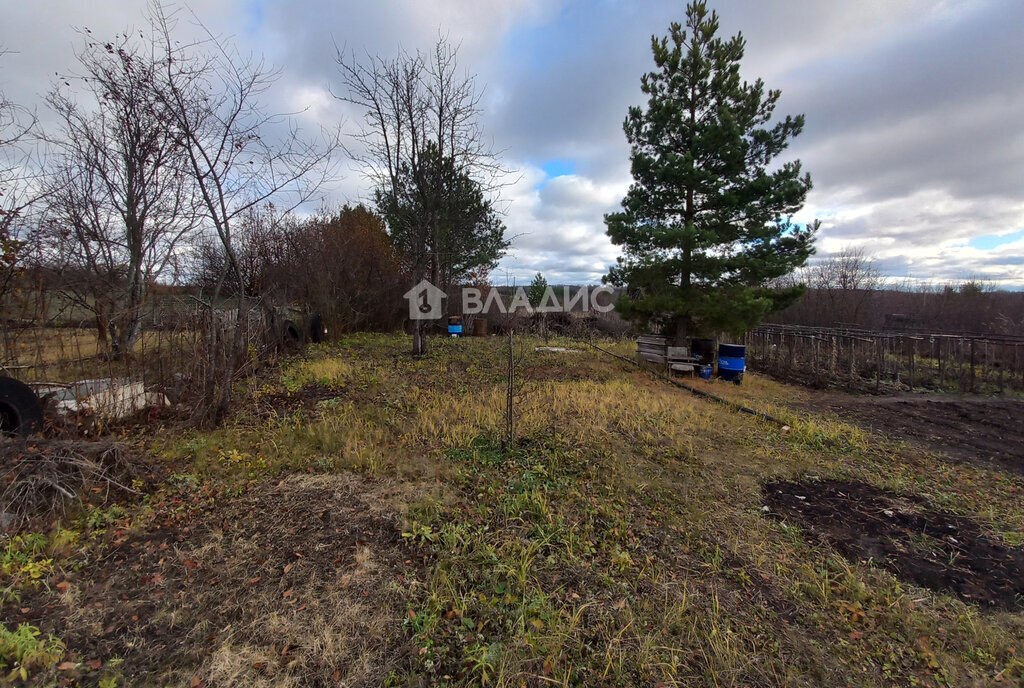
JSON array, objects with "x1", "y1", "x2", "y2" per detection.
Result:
[
  {"x1": 699, "y1": 365, "x2": 713, "y2": 380},
  {"x1": 717, "y1": 343, "x2": 746, "y2": 382},
  {"x1": 448, "y1": 323, "x2": 463, "y2": 336}
]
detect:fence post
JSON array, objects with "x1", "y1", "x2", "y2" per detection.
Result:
[
  {"x1": 909, "y1": 338, "x2": 915, "y2": 390},
  {"x1": 848, "y1": 336, "x2": 856, "y2": 388},
  {"x1": 938, "y1": 337, "x2": 944, "y2": 388},
  {"x1": 875, "y1": 338, "x2": 881, "y2": 392},
  {"x1": 970, "y1": 339, "x2": 976, "y2": 393}
]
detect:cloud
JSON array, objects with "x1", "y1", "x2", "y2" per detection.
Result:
[
  {"x1": 1, "y1": 0, "x2": 1022, "y2": 288},
  {"x1": 495, "y1": 164, "x2": 622, "y2": 284}
]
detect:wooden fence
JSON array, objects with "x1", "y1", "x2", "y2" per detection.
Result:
[{"x1": 744, "y1": 324, "x2": 1024, "y2": 393}]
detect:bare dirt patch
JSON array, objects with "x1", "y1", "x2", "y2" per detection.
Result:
[
  {"x1": 6, "y1": 473, "x2": 425, "y2": 687},
  {"x1": 763, "y1": 478, "x2": 1024, "y2": 610},
  {"x1": 252, "y1": 382, "x2": 349, "y2": 417},
  {"x1": 795, "y1": 392, "x2": 1024, "y2": 473}
]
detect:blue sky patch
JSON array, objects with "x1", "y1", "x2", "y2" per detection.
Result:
[
  {"x1": 245, "y1": 0, "x2": 267, "y2": 34},
  {"x1": 967, "y1": 228, "x2": 1024, "y2": 250},
  {"x1": 540, "y1": 158, "x2": 576, "y2": 178}
]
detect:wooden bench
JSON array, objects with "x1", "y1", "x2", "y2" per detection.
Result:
[{"x1": 667, "y1": 346, "x2": 701, "y2": 377}]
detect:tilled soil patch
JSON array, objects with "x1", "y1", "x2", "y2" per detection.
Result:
[
  {"x1": 794, "y1": 393, "x2": 1024, "y2": 473},
  {"x1": 763, "y1": 478, "x2": 1024, "y2": 610}
]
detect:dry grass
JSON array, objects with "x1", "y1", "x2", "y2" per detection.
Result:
[
  {"x1": 1, "y1": 326, "x2": 197, "y2": 385},
  {"x1": 4, "y1": 332, "x2": 1024, "y2": 686}
]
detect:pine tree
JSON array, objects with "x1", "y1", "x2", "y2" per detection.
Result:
[
  {"x1": 527, "y1": 272, "x2": 548, "y2": 309},
  {"x1": 605, "y1": 1, "x2": 817, "y2": 342}
]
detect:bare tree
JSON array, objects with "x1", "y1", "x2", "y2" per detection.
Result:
[
  {"x1": 0, "y1": 51, "x2": 39, "y2": 244},
  {"x1": 0, "y1": 51, "x2": 45, "y2": 360},
  {"x1": 336, "y1": 38, "x2": 509, "y2": 355},
  {"x1": 150, "y1": 2, "x2": 338, "y2": 425},
  {"x1": 809, "y1": 246, "x2": 883, "y2": 324},
  {"x1": 44, "y1": 31, "x2": 196, "y2": 357}
]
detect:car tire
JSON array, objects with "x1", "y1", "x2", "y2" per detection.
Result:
[{"x1": 0, "y1": 376, "x2": 44, "y2": 436}]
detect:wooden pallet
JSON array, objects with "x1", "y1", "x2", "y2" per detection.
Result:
[{"x1": 637, "y1": 334, "x2": 668, "y2": 365}]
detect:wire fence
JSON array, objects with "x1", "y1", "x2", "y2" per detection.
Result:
[{"x1": 744, "y1": 323, "x2": 1024, "y2": 393}]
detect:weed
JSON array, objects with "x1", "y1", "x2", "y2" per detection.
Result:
[
  {"x1": 81, "y1": 504, "x2": 126, "y2": 531},
  {"x1": 0, "y1": 623, "x2": 65, "y2": 683}
]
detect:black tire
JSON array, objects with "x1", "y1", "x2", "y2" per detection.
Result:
[
  {"x1": 0, "y1": 376, "x2": 43, "y2": 436},
  {"x1": 308, "y1": 313, "x2": 324, "y2": 343}
]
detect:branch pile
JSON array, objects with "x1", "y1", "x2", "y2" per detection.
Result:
[{"x1": 1, "y1": 437, "x2": 141, "y2": 529}]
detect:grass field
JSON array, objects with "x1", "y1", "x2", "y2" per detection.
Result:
[{"x1": 3, "y1": 333, "x2": 1024, "y2": 686}]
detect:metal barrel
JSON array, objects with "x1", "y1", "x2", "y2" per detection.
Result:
[{"x1": 718, "y1": 343, "x2": 746, "y2": 382}]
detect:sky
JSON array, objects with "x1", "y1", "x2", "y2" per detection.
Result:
[{"x1": 2, "y1": 0, "x2": 1023, "y2": 287}]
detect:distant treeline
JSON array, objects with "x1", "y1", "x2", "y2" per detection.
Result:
[{"x1": 768, "y1": 284, "x2": 1024, "y2": 336}]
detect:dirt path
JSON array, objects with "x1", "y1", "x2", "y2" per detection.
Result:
[{"x1": 794, "y1": 392, "x2": 1024, "y2": 473}]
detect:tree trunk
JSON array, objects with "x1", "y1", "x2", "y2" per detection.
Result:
[
  {"x1": 674, "y1": 319, "x2": 689, "y2": 347},
  {"x1": 95, "y1": 311, "x2": 110, "y2": 354},
  {"x1": 412, "y1": 319, "x2": 426, "y2": 356},
  {"x1": 411, "y1": 263, "x2": 428, "y2": 356}
]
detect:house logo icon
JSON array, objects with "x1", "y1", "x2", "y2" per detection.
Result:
[{"x1": 403, "y1": 279, "x2": 446, "y2": 320}]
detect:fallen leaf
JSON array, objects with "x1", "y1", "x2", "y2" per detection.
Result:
[
  {"x1": 57, "y1": 661, "x2": 77, "y2": 671},
  {"x1": 56, "y1": 581, "x2": 71, "y2": 592},
  {"x1": 282, "y1": 588, "x2": 293, "y2": 598},
  {"x1": 86, "y1": 658, "x2": 103, "y2": 670},
  {"x1": 190, "y1": 676, "x2": 202, "y2": 688}
]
